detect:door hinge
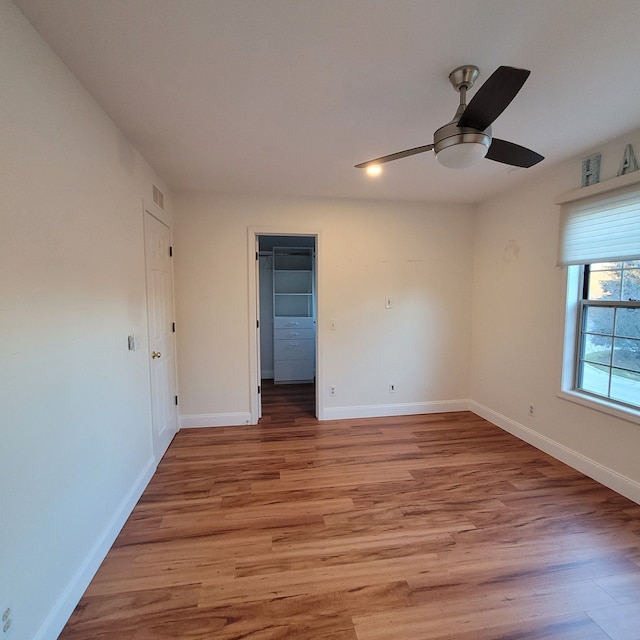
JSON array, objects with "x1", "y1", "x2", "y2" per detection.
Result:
[
  {"x1": 256, "y1": 251, "x2": 259, "y2": 261},
  {"x1": 175, "y1": 395, "x2": 178, "y2": 406},
  {"x1": 169, "y1": 246, "x2": 173, "y2": 257},
  {"x1": 257, "y1": 319, "x2": 260, "y2": 329},
  {"x1": 258, "y1": 385, "x2": 261, "y2": 395},
  {"x1": 172, "y1": 322, "x2": 176, "y2": 333}
]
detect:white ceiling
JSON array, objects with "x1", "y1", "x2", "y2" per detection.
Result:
[{"x1": 13, "y1": 0, "x2": 640, "y2": 204}]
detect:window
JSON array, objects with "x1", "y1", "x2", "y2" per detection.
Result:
[
  {"x1": 558, "y1": 180, "x2": 640, "y2": 420},
  {"x1": 576, "y1": 261, "x2": 640, "y2": 409}
]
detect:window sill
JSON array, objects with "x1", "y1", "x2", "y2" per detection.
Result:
[{"x1": 558, "y1": 389, "x2": 640, "y2": 426}]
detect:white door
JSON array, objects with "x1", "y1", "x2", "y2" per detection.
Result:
[{"x1": 144, "y1": 211, "x2": 178, "y2": 461}]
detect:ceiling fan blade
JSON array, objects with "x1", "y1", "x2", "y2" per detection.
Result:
[
  {"x1": 355, "y1": 144, "x2": 434, "y2": 168},
  {"x1": 486, "y1": 138, "x2": 544, "y2": 168},
  {"x1": 458, "y1": 66, "x2": 530, "y2": 130}
]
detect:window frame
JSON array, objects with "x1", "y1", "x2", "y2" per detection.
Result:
[{"x1": 560, "y1": 263, "x2": 640, "y2": 424}]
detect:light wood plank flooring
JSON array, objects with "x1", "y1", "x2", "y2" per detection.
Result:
[{"x1": 60, "y1": 384, "x2": 640, "y2": 639}]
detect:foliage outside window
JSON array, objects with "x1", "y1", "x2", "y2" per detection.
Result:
[{"x1": 577, "y1": 261, "x2": 640, "y2": 410}]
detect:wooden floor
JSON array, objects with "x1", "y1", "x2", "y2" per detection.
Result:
[{"x1": 60, "y1": 384, "x2": 640, "y2": 639}]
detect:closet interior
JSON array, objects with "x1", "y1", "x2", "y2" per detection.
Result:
[{"x1": 258, "y1": 236, "x2": 317, "y2": 408}]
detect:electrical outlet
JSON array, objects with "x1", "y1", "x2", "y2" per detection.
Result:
[
  {"x1": 389, "y1": 383, "x2": 397, "y2": 393},
  {"x1": 329, "y1": 385, "x2": 336, "y2": 397},
  {"x1": 1, "y1": 604, "x2": 12, "y2": 637},
  {"x1": 528, "y1": 403, "x2": 535, "y2": 417}
]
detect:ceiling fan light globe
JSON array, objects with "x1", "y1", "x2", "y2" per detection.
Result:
[
  {"x1": 433, "y1": 123, "x2": 491, "y2": 169},
  {"x1": 436, "y1": 141, "x2": 488, "y2": 169}
]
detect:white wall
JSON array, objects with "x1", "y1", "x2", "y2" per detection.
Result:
[
  {"x1": 0, "y1": 2, "x2": 169, "y2": 637},
  {"x1": 173, "y1": 193, "x2": 475, "y2": 424},
  {"x1": 471, "y1": 128, "x2": 640, "y2": 501}
]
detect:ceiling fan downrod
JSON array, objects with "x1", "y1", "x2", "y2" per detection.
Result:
[{"x1": 448, "y1": 64, "x2": 479, "y2": 120}]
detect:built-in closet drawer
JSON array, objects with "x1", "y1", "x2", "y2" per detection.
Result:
[
  {"x1": 274, "y1": 359, "x2": 314, "y2": 382},
  {"x1": 273, "y1": 317, "x2": 315, "y2": 330},
  {"x1": 273, "y1": 328, "x2": 315, "y2": 341},
  {"x1": 273, "y1": 338, "x2": 315, "y2": 361}
]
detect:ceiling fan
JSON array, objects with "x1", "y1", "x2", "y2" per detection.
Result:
[{"x1": 355, "y1": 65, "x2": 543, "y2": 172}]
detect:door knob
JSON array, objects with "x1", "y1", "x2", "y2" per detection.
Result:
[{"x1": 152, "y1": 351, "x2": 162, "y2": 359}]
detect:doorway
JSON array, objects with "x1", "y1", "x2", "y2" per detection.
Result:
[{"x1": 256, "y1": 234, "x2": 317, "y2": 421}]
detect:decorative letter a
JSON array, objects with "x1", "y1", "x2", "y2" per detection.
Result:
[{"x1": 618, "y1": 144, "x2": 639, "y2": 176}]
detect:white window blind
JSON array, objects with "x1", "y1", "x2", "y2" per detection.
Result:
[{"x1": 558, "y1": 183, "x2": 640, "y2": 266}]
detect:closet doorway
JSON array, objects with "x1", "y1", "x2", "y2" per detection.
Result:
[{"x1": 257, "y1": 234, "x2": 317, "y2": 421}]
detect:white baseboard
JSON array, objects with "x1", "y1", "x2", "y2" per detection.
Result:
[
  {"x1": 34, "y1": 457, "x2": 156, "y2": 640},
  {"x1": 469, "y1": 400, "x2": 640, "y2": 506},
  {"x1": 320, "y1": 399, "x2": 469, "y2": 421},
  {"x1": 179, "y1": 412, "x2": 252, "y2": 428}
]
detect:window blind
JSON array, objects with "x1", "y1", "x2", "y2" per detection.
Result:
[{"x1": 558, "y1": 183, "x2": 640, "y2": 266}]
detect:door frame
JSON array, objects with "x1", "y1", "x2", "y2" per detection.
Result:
[
  {"x1": 143, "y1": 200, "x2": 179, "y2": 462},
  {"x1": 247, "y1": 226, "x2": 322, "y2": 423}
]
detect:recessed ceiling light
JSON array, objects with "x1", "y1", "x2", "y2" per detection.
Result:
[{"x1": 366, "y1": 165, "x2": 382, "y2": 177}]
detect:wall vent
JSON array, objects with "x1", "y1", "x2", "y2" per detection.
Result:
[{"x1": 152, "y1": 185, "x2": 165, "y2": 210}]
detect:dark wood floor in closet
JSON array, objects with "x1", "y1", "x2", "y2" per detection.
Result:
[{"x1": 59, "y1": 383, "x2": 640, "y2": 639}]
